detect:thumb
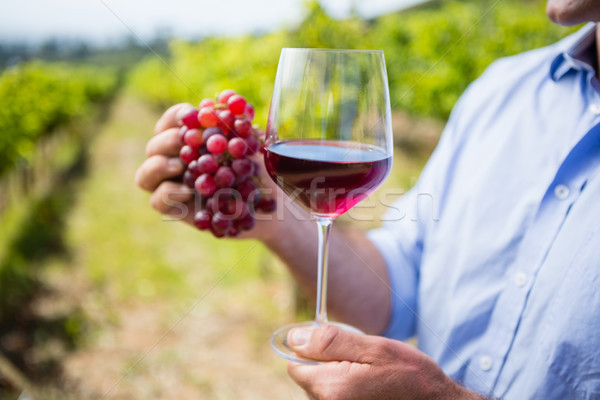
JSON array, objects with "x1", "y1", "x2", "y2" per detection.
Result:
[{"x1": 287, "y1": 325, "x2": 373, "y2": 363}]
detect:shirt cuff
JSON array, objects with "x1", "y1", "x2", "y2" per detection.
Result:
[{"x1": 367, "y1": 226, "x2": 418, "y2": 340}]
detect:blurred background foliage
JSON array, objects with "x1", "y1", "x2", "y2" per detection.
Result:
[
  {"x1": 0, "y1": 0, "x2": 578, "y2": 398},
  {"x1": 128, "y1": 0, "x2": 575, "y2": 121},
  {"x1": 0, "y1": 63, "x2": 117, "y2": 176},
  {"x1": 0, "y1": 0, "x2": 576, "y2": 180}
]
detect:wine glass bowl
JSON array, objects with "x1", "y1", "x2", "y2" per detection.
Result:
[
  {"x1": 264, "y1": 48, "x2": 393, "y2": 363},
  {"x1": 265, "y1": 139, "x2": 391, "y2": 218}
]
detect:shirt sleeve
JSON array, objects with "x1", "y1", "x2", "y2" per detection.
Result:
[{"x1": 368, "y1": 85, "x2": 473, "y2": 340}]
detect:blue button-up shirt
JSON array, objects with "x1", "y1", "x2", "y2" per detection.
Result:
[{"x1": 368, "y1": 23, "x2": 600, "y2": 399}]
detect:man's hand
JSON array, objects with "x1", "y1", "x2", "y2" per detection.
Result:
[
  {"x1": 135, "y1": 103, "x2": 196, "y2": 224},
  {"x1": 287, "y1": 325, "x2": 484, "y2": 400}
]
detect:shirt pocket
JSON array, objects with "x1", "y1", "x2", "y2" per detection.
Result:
[{"x1": 541, "y1": 233, "x2": 600, "y2": 399}]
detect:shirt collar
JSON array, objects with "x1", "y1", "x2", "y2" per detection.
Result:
[{"x1": 550, "y1": 23, "x2": 597, "y2": 82}]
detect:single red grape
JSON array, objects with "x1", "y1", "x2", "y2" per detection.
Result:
[
  {"x1": 211, "y1": 188, "x2": 234, "y2": 213},
  {"x1": 236, "y1": 214, "x2": 255, "y2": 231},
  {"x1": 188, "y1": 159, "x2": 202, "y2": 178},
  {"x1": 214, "y1": 166, "x2": 235, "y2": 188},
  {"x1": 206, "y1": 134, "x2": 227, "y2": 155},
  {"x1": 194, "y1": 210, "x2": 212, "y2": 230},
  {"x1": 233, "y1": 119, "x2": 252, "y2": 138},
  {"x1": 228, "y1": 137, "x2": 247, "y2": 158},
  {"x1": 184, "y1": 128, "x2": 202, "y2": 148},
  {"x1": 198, "y1": 107, "x2": 219, "y2": 128},
  {"x1": 210, "y1": 226, "x2": 226, "y2": 238},
  {"x1": 199, "y1": 98, "x2": 215, "y2": 108},
  {"x1": 231, "y1": 158, "x2": 253, "y2": 178},
  {"x1": 195, "y1": 174, "x2": 217, "y2": 196},
  {"x1": 227, "y1": 95, "x2": 247, "y2": 115},
  {"x1": 211, "y1": 211, "x2": 232, "y2": 234},
  {"x1": 183, "y1": 170, "x2": 196, "y2": 188},
  {"x1": 179, "y1": 145, "x2": 197, "y2": 165},
  {"x1": 218, "y1": 109, "x2": 235, "y2": 131},
  {"x1": 197, "y1": 154, "x2": 219, "y2": 174},
  {"x1": 227, "y1": 197, "x2": 249, "y2": 218},
  {"x1": 224, "y1": 198, "x2": 238, "y2": 216},
  {"x1": 181, "y1": 108, "x2": 201, "y2": 129},
  {"x1": 218, "y1": 89, "x2": 237, "y2": 105}
]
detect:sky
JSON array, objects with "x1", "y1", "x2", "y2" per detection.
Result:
[{"x1": 0, "y1": 0, "x2": 426, "y2": 44}]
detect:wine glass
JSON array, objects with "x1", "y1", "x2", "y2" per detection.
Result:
[{"x1": 264, "y1": 48, "x2": 394, "y2": 363}]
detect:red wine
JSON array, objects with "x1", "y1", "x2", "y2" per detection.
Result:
[{"x1": 265, "y1": 140, "x2": 392, "y2": 217}]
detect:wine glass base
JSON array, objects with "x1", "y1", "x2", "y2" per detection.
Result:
[{"x1": 270, "y1": 321, "x2": 364, "y2": 364}]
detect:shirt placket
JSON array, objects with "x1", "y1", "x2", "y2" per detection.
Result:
[{"x1": 463, "y1": 123, "x2": 600, "y2": 394}]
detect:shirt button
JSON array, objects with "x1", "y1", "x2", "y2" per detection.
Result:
[
  {"x1": 554, "y1": 184, "x2": 570, "y2": 200},
  {"x1": 479, "y1": 355, "x2": 493, "y2": 371},
  {"x1": 589, "y1": 103, "x2": 600, "y2": 115},
  {"x1": 515, "y1": 272, "x2": 527, "y2": 287}
]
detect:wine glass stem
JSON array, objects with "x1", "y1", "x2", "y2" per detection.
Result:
[{"x1": 315, "y1": 217, "x2": 333, "y2": 326}]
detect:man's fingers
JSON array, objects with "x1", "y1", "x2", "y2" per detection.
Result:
[
  {"x1": 286, "y1": 361, "x2": 329, "y2": 400},
  {"x1": 287, "y1": 325, "x2": 383, "y2": 364},
  {"x1": 154, "y1": 103, "x2": 194, "y2": 134},
  {"x1": 149, "y1": 181, "x2": 195, "y2": 222},
  {"x1": 146, "y1": 127, "x2": 183, "y2": 157},
  {"x1": 287, "y1": 360, "x2": 364, "y2": 400},
  {"x1": 135, "y1": 155, "x2": 185, "y2": 192}
]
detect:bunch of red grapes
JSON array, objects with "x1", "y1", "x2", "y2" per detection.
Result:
[{"x1": 178, "y1": 89, "x2": 276, "y2": 238}]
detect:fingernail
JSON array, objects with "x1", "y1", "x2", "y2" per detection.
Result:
[
  {"x1": 289, "y1": 328, "x2": 312, "y2": 348},
  {"x1": 168, "y1": 158, "x2": 183, "y2": 172}
]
